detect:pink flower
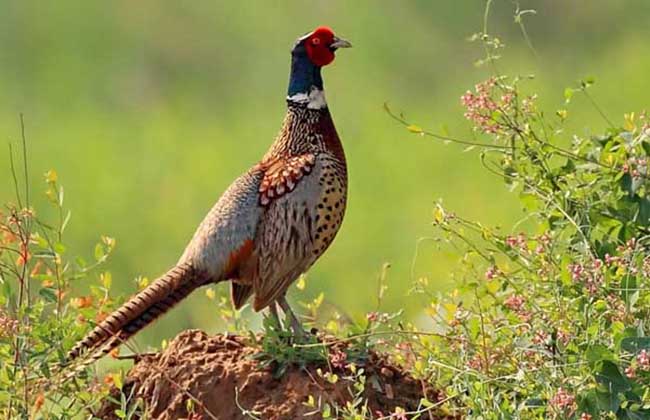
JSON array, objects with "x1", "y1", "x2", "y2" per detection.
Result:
[
  {"x1": 460, "y1": 78, "x2": 503, "y2": 134},
  {"x1": 550, "y1": 388, "x2": 576, "y2": 412},
  {"x1": 557, "y1": 330, "x2": 571, "y2": 346},
  {"x1": 533, "y1": 330, "x2": 549, "y2": 345},
  {"x1": 466, "y1": 354, "x2": 484, "y2": 370},
  {"x1": 638, "y1": 350, "x2": 650, "y2": 371},
  {"x1": 0, "y1": 310, "x2": 19, "y2": 339},
  {"x1": 485, "y1": 266, "x2": 499, "y2": 280},
  {"x1": 625, "y1": 365, "x2": 636, "y2": 379},
  {"x1": 580, "y1": 413, "x2": 593, "y2": 420},
  {"x1": 504, "y1": 295, "x2": 525, "y2": 311},
  {"x1": 501, "y1": 93, "x2": 515, "y2": 106},
  {"x1": 329, "y1": 349, "x2": 347, "y2": 369},
  {"x1": 568, "y1": 263, "x2": 584, "y2": 281},
  {"x1": 366, "y1": 311, "x2": 378, "y2": 322}
]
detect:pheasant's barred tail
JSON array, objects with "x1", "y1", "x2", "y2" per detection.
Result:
[{"x1": 66, "y1": 262, "x2": 206, "y2": 363}]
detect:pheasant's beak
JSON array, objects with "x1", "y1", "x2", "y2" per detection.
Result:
[{"x1": 330, "y1": 36, "x2": 352, "y2": 50}]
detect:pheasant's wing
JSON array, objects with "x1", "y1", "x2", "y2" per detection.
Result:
[
  {"x1": 249, "y1": 154, "x2": 322, "y2": 310},
  {"x1": 179, "y1": 169, "x2": 265, "y2": 281}
]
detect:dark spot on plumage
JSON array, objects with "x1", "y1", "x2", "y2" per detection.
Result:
[
  {"x1": 327, "y1": 206, "x2": 333, "y2": 211},
  {"x1": 325, "y1": 215, "x2": 331, "y2": 221},
  {"x1": 318, "y1": 204, "x2": 324, "y2": 209}
]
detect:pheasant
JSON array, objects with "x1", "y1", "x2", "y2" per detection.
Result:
[{"x1": 66, "y1": 26, "x2": 351, "y2": 363}]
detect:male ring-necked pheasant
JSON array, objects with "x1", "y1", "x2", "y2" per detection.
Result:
[{"x1": 66, "y1": 26, "x2": 351, "y2": 363}]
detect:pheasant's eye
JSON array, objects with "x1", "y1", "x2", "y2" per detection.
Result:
[{"x1": 312, "y1": 38, "x2": 321, "y2": 45}]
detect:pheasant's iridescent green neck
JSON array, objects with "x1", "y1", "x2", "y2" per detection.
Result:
[{"x1": 287, "y1": 47, "x2": 327, "y2": 109}]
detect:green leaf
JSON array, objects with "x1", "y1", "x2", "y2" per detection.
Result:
[
  {"x1": 636, "y1": 197, "x2": 650, "y2": 227},
  {"x1": 596, "y1": 389, "x2": 621, "y2": 414},
  {"x1": 94, "y1": 243, "x2": 105, "y2": 261},
  {"x1": 586, "y1": 344, "x2": 615, "y2": 368},
  {"x1": 620, "y1": 173, "x2": 634, "y2": 195},
  {"x1": 578, "y1": 390, "x2": 600, "y2": 417},
  {"x1": 595, "y1": 360, "x2": 630, "y2": 394},
  {"x1": 642, "y1": 141, "x2": 650, "y2": 157},
  {"x1": 38, "y1": 287, "x2": 57, "y2": 303},
  {"x1": 621, "y1": 337, "x2": 650, "y2": 353}
]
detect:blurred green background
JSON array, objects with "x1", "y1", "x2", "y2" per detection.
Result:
[{"x1": 1, "y1": 1, "x2": 649, "y2": 348}]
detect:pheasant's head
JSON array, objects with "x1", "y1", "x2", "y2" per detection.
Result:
[
  {"x1": 287, "y1": 26, "x2": 351, "y2": 106},
  {"x1": 297, "y1": 26, "x2": 352, "y2": 67}
]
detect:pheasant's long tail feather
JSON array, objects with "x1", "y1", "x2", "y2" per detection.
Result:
[{"x1": 66, "y1": 262, "x2": 206, "y2": 363}]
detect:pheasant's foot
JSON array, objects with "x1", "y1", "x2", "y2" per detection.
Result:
[
  {"x1": 266, "y1": 302, "x2": 283, "y2": 331},
  {"x1": 277, "y1": 295, "x2": 308, "y2": 341}
]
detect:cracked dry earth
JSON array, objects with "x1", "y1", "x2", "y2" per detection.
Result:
[{"x1": 97, "y1": 330, "x2": 451, "y2": 419}]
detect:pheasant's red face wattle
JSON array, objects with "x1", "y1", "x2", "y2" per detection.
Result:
[{"x1": 305, "y1": 26, "x2": 336, "y2": 67}]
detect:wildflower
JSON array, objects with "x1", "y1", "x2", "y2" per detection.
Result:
[
  {"x1": 606, "y1": 294, "x2": 627, "y2": 322},
  {"x1": 501, "y1": 92, "x2": 515, "y2": 106},
  {"x1": 557, "y1": 329, "x2": 571, "y2": 346},
  {"x1": 568, "y1": 263, "x2": 584, "y2": 281},
  {"x1": 580, "y1": 413, "x2": 593, "y2": 420},
  {"x1": 521, "y1": 95, "x2": 538, "y2": 113},
  {"x1": 504, "y1": 294, "x2": 525, "y2": 311},
  {"x1": 550, "y1": 388, "x2": 576, "y2": 412},
  {"x1": 517, "y1": 310, "x2": 532, "y2": 323},
  {"x1": 533, "y1": 330, "x2": 549, "y2": 345},
  {"x1": 637, "y1": 350, "x2": 650, "y2": 371},
  {"x1": 329, "y1": 349, "x2": 347, "y2": 369},
  {"x1": 33, "y1": 393, "x2": 45, "y2": 414},
  {"x1": 505, "y1": 235, "x2": 519, "y2": 247},
  {"x1": 0, "y1": 310, "x2": 19, "y2": 338},
  {"x1": 485, "y1": 266, "x2": 499, "y2": 280},
  {"x1": 625, "y1": 365, "x2": 636, "y2": 379},
  {"x1": 71, "y1": 296, "x2": 94, "y2": 309},
  {"x1": 537, "y1": 232, "x2": 552, "y2": 245},
  {"x1": 604, "y1": 253, "x2": 619, "y2": 266},
  {"x1": 466, "y1": 354, "x2": 484, "y2": 370},
  {"x1": 460, "y1": 78, "x2": 503, "y2": 134},
  {"x1": 366, "y1": 311, "x2": 378, "y2": 322}
]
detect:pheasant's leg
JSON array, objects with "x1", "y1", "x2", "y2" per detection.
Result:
[
  {"x1": 277, "y1": 295, "x2": 307, "y2": 339},
  {"x1": 268, "y1": 301, "x2": 283, "y2": 330}
]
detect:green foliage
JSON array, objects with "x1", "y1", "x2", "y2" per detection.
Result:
[
  {"x1": 390, "y1": 26, "x2": 650, "y2": 418},
  {"x1": 0, "y1": 132, "x2": 124, "y2": 418},
  {"x1": 252, "y1": 315, "x2": 328, "y2": 378}
]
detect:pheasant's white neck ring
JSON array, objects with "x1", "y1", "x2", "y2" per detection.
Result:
[{"x1": 287, "y1": 87, "x2": 327, "y2": 110}]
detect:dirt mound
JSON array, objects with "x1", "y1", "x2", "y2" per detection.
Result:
[{"x1": 97, "y1": 330, "x2": 449, "y2": 419}]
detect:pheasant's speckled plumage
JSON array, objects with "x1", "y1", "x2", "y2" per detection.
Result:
[{"x1": 67, "y1": 26, "x2": 351, "y2": 364}]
